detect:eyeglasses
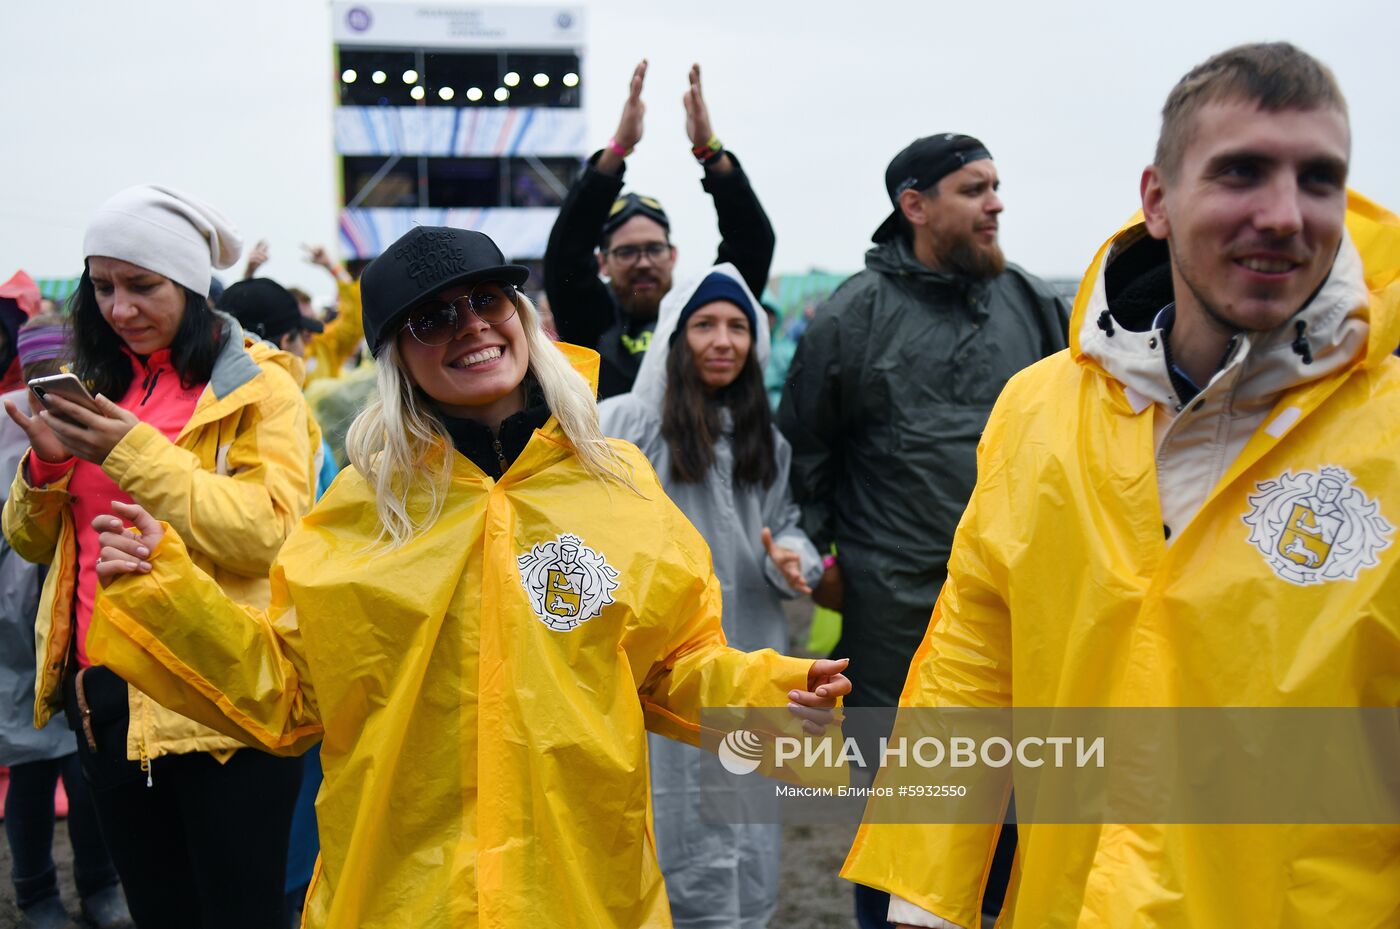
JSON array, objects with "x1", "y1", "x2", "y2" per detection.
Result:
[
  {"x1": 604, "y1": 242, "x2": 671, "y2": 265},
  {"x1": 402, "y1": 281, "x2": 520, "y2": 346}
]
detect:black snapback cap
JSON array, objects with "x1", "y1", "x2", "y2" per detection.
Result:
[
  {"x1": 221, "y1": 278, "x2": 324, "y2": 344},
  {"x1": 872, "y1": 133, "x2": 992, "y2": 243},
  {"x1": 360, "y1": 226, "x2": 529, "y2": 355}
]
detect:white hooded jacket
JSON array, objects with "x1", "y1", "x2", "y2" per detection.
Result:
[{"x1": 599, "y1": 263, "x2": 821, "y2": 929}]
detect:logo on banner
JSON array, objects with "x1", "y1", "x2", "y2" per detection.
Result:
[
  {"x1": 518, "y1": 534, "x2": 619, "y2": 631},
  {"x1": 345, "y1": 7, "x2": 372, "y2": 31},
  {"x1": 1242, "y1": 466, "x2": 1392, "y2": 585}
]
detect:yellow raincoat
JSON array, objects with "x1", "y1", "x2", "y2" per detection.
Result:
[
  {"x1": 2, "y1": 323, "x2": 317, "y2": 763},
  {"x1": 304, "y1": 278, "x2": 364, "y2": 386},
  {"x1": 842, "y1": 194, "x2": 1400, "y2": 928},
  {"x1": 88, "y1": 345, "x2": 818, "y2": 928}
]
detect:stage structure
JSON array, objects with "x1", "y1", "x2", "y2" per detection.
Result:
[{"x1": 331, "y1": 3, "x2": 586, "y2": 269}]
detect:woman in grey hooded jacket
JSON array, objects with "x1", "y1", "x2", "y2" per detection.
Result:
[{"x1": 600, "y1": 263, "x2": 822, "y2": 929}]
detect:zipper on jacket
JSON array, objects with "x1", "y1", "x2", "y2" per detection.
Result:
[
  {"x1": 493, "y1": 437, "x2": 507, "y2": 473},
  {"x1": 138, "y1": 743, "x2": 153, "y2": 787},
  {"x1": 139, "y1": 367, "x2": 162, "y2": 407},
  {"x1": 137, "y1": 700, "x2": 154, "y2": 787}
]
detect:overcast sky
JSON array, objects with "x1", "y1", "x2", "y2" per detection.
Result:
[{"x1": 1, "y1": 0, "x2": 1395, "y2": 302}]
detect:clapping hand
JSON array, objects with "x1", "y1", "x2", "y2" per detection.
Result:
[
  {"x1": 683, "y1": 63, "x2": 714, "y2": 150},
  {"x1": 615, "y1": 59, "x2": 647, "y2": 152}
]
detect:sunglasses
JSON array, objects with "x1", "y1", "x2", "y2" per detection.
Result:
[{"x1": 402, "y1": 282, "x2": 520, "y2": 346}]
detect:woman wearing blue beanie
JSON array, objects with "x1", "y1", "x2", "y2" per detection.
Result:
[{"x1": 600, "y1": 263, "x2": 823, "y2": 929}]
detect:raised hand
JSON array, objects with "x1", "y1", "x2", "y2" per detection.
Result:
[
  {"x1": 302, "y1": 243, "x2": 349, "y2": 285},
  {"x1": 682, "y1": 63, "x2": 714, "y2": 149},
  {"x1": 614, "y1": 59, "x2": 647, "y2": 152},
  {"x1": 762, "y1": 527, "x2": 812, "y2": 594},
  {"x1": 787, "y1": 657, "x2": 851, "y2": 734},
  {"x1": 243, "y1": 239, "x2": 270, "y2": 279},
  {"x1": 93, "y1": 501, "x2": 165, "y2": 587},
  {"x1": 4, "y1": 395, "x2": 69, "y2": 464}
]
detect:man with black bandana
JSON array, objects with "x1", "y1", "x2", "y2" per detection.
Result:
[
  {"x1": 544, "y1": 60, "x2": 775, "y2": 400},
  {"x1": 779, "y1": 133, "x2": 1065, "y2": 927},
  {"x1": 781, "y1": 133, "x2": 1067, "y2": 711}
]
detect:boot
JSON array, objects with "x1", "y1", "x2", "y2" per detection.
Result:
[
  {"x1": 79, "y1": 885, "x2": 134, "y2": 929},
  {"x1": 18, "y1": 896, "x2": 77, "y2": 929}
]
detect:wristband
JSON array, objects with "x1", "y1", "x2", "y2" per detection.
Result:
[
  {"x1": 692, "y1": 134, "x2": 722, "y2": 163},
  {"x1": 822, "y1": 554, "x2": 838, "y2": 571},
  {"x1": 606, "y1": 137, "x2": 632, "y2": 158}
]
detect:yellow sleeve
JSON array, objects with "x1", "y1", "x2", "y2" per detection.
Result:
[
  {"x1": 1, "y1": 452, "x2": 73, "y2": 565},
  {"x1": 840, "y1": 416, "x2": 1015, "y2": 929},
  {"x1": 101, "y1": 374, "x2": 313, "y2": 577},
  {"x1": 88, "y1": 524, "x2": 321, "y2": 756},
  {"x1": 304, "y1": 279, "x2": 364, "y2": 385},
  {"x1": 624, "y1": 493, "x2": 814, "y2": 746}
]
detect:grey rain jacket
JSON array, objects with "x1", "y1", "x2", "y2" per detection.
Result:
[
  {"x1": 0, "y1": 389, "x2": 75, "y2": 765},
  {"x1": 600, "y1": 263, "x2": 821, "y2": 929},
  {"x1": 778, "y1": 237, "x2": 1068, "y2": 707}
]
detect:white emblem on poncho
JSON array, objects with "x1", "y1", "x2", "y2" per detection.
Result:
[
  {"x1": 517, "y1": 533, "x2": 619, "y2": 631},
  {"x1": 1241, "y1": 466, "x2": 1392, "y2": 586}
]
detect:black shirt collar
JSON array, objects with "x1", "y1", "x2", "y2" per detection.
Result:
[{"x1": 437, "y1": 382, "x2": 551, "y2": 479}]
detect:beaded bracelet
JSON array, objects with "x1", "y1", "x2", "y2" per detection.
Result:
[{"x1": 606, "y1": 137, "x2": 633, "y2": 158}]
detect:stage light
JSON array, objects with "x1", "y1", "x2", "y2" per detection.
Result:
[
  {"x1": 341, "y1": 69, "x2": 358, "y2": 83},
  {"x1": 403, "y1": 69, "x2": 419, "y2": 84},
  {"x1": 562, "y1": 72, "x2": 579, "y2": 87},
  {"x1": 439, "y1": 86, "x2": 455, "y2": 101},
  {"x1": 494, "y1": 87, "x2": 510, "y2": 102},
  {"x1": 503, "y1": 71, "x2": 520, "y2": 87},
  {"x1": 533, "y1": 73, "x2": 549, "y2": 87},
  {"x1": 466, "y1": 86, "x2": 484, "y2": 102},
  {"x1": 410, "y1": 85, "x2": 425, "y2": 101},
  {"x1": 371, "y1": 70, "x2": 387, "y2": 84}
]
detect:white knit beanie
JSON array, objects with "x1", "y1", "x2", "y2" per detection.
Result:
[{"x1": 82, "y1": 185, "x2": 243, "y2": 297}]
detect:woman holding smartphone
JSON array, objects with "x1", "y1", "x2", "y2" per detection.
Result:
[
  {"x1": 85, "y1": 225, "x2": 849, "y2": 929},
  {"x1": 2, "y1": 185, "x2": 316, "y2": 929}
]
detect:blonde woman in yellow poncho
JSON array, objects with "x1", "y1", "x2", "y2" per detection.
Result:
[{"x1": 85, "y1": 225, "x2": 849, "y2": 929}]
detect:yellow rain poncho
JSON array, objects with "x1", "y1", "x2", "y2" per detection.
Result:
[
  {"x1": 842, "y1": 194, "x2": 1400, "y2": 928},
  {"x1": 89, "y1": 345, "x2": 818, "y2": 928}
]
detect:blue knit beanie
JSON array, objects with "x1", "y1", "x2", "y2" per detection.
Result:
[{"x1": 670, "y1": 271, "x2": 757, "y2": 343}]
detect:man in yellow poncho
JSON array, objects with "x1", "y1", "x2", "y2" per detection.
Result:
[{"x1": 843, "y1": 42, "x2": 1400, "y2": 928}]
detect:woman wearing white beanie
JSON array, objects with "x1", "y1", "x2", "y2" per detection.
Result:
[{"x1": 2, "y1": 185, "x2": 319, "y2": 929}]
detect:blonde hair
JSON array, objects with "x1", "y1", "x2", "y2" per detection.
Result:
[{"x1": 345, "y1": 290, "x2": 634, "y2": 547}]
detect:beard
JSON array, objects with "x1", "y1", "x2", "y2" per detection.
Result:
[
  {"x1": 931, "y1": 226, "x2": 1006, "y2": 281},
  {"x1": 611, "y1": 275, "x2": 667, "y2": 322}
]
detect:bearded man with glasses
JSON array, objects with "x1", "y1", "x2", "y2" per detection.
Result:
[{"x1": 544, "y1": 60, "x2": 776, "y2": 400}]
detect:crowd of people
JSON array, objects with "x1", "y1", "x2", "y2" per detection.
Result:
[{"x1": 0, "y1": 38, "x2": 1396, "y2": 929}]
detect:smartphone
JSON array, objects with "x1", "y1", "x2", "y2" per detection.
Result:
[{"x1": 27, "y1": 373, "x2": 102, "y2": 415}]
